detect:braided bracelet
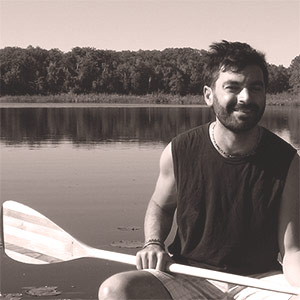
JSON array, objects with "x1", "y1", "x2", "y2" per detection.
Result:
[{"x1": 142, "y1": 239, "x2": 165, "y2": 250}]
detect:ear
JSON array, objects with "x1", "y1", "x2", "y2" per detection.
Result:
[{"x1": 203, "y1": 85, "x2": 213, "y2": 107}]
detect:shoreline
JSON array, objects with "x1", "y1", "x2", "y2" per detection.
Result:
[
  {"x1": 0, "y1": 94, "x2": 205, "y2": 106},
  {"x1": 0, "y1": 92, "x2": 299, "y2": 107},
  {"x1": 0, "y1": 102, "x2": 207, "y2": 108}
]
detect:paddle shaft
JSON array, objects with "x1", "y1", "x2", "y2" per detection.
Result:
[{"x1": 86, "y1": 247, "x2": 300, "y2": 296}]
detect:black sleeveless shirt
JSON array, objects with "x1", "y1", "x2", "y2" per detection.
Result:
[{"x1": 169, "y1": 123, "x2": 296, "y2": 275}]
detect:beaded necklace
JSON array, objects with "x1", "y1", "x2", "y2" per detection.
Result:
[{"x1": 211, "y1": 122, "x2": 261, "y2": 159}]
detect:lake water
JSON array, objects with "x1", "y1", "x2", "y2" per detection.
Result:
[{"x1": 0, "y1": 105, "x2": 299, "y2": 299}]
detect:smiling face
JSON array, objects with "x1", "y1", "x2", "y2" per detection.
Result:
[{"x1": 204, "y1": 65, "x2": 266, "y2": 133}]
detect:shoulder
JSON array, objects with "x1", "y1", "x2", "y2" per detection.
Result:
[
  {"x1": 258, "y1": 126, "x2": 297, "y2": 177},
  {"x1": 260, "y1": 126, "x2": 297, "y2": 162},
  {"x1": 172, "y1": 123, "x2": 209, "y2": 148},
  {"x1": 261, "y1": 127, "x2": 296, "y2": 154},
  {"x1": 159, "y1": 143, "x2": 174, "y2": 176}
]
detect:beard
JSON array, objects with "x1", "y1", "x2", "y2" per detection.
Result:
[{"x1": 212, "y1": 95, "x2": 265, "y2": 133}]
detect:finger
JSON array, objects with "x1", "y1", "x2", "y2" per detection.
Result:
[
  {"x1": 148, "y1": 252, "x2": 157, "y2": 269},
  {"x1": 156, "y1": 252, "x2": 167, "y2": 271},
  {"x1": 141, "y1": 253, "x2": 150, "y2": 269},
  {"x1": 136, "y1": 252, "x2": 143, "y2": 270}
]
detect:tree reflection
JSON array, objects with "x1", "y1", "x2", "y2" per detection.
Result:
[{"x1": 0, "y1": 107, "x2": 299, "y2": 149}]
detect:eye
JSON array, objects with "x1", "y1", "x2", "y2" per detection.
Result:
[
  {"x1": 251, "y1": 84, "x2": 264, "y2": 92},
  {"x1": 225, "y1": 85, "x2": 240, "y2": 92}
]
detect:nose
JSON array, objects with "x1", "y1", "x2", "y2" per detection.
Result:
[{"x1": 237, "y1": 88, "x2": 250, "y2": 104}]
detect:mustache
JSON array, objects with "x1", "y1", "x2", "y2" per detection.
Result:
[{"x1": 227, "y1": 103, "x2": 260, "y2": 112}]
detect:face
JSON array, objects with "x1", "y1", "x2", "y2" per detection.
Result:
[{"x1": 205, "y1": 65, "x2": 266, "y2": 133}]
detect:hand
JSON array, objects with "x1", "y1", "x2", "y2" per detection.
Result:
[{"x1": 136, "y1": 244, "x2": 173, "y2": 271}]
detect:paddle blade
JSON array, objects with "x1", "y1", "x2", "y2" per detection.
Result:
[{"x1": 2, "y1": 200, "x2": 88, "y2": 264}]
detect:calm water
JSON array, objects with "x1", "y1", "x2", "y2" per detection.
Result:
[{"x1": 1, "y1": 105, "x2": 299, "y2": 299}]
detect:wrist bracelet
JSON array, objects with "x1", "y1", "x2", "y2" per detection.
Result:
[{"x1": 143, "y1": 239, "x2": 165, "y2": 250}]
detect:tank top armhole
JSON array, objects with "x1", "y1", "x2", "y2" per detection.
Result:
[{"x1": 171, "y1": 138, "x2": 179, "y2": 187}]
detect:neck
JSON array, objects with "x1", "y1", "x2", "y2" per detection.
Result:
[{"x1": 210, "y1": 120, "x2": 261, "y2": 158}]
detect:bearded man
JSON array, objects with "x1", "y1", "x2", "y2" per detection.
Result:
[{"x1": 99, "y1": 40, "x2": 300, "y2": 300}]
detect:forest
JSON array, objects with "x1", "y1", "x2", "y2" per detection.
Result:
[{"x1": 0, "y1": 46, "x2": 299, "y2": 97}]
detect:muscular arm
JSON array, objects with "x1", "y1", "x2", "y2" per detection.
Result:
[
  {"x1": 144, "y1": 142, "x2": 177, "y2": 242},
  {"x1": 279, "y1": 153, "x2": 300, "y2": 288},
  {"x1": 136, "y1": 142, "x2": 177, "y2": 270}
]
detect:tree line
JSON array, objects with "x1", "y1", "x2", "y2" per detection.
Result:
[{"x1": 0, "y1": 46, "x2": 299, "y2": 96}]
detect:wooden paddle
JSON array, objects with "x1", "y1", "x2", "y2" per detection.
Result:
[{"x1": 2, "y1": 200, "x2": 300, "y2": 296}]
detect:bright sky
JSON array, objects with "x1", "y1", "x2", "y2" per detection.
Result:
[{"x1": 1, "y1": 0, "x2": 299, "y2": 67}]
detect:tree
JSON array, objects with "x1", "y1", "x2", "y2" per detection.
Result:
[
  {"x1": 267, "y1": 64, "x2": 290, "y2": 94},
  {"x1": 289, "y1": 55, "x2": 300, "y2": 93},
  {"x1": 1, "y1": 46, "x2": 297, "y2": 97},
  {"x1": 46, "y1": 49, "x2": 65, "y2": 94}
]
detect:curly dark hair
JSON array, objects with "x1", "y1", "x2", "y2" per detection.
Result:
[{"x1": 202, "y1": 40, "x2": 268, "y2": 89}]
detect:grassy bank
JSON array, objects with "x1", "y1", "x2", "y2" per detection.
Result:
[
  {"x1": 266, "y1": 92, "x2": 300, "y2": 106},
  {"x1": 0, "y1": 92, "x2": 299, "y2": 106}
]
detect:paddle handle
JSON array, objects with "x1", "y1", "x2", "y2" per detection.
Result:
[
  {"x1": 168, "y1": 263, "x2": 300, "y2": 296},
  {"x1": 87, "y1": 248, "x2": 300, "y2": 296}
]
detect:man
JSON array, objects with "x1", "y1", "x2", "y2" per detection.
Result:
[{"x1": 99, "y1": 41, "x2": 300, "y2": 300}]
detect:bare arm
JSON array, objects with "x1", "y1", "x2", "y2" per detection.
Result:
[
  {"x1": 136, "y1": 142, "x2": 177, "y2": 271},
  {"x1": 279, "y1": 153, "x2": 300, "y2": 290}
]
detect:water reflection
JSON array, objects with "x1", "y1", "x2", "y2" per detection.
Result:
[
  {"x1": 0, "y1": 106, "x2": 299, "y2": 149},
  {"x1": 0, "y1": 107, "x2": 213, "y2": 145}
]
